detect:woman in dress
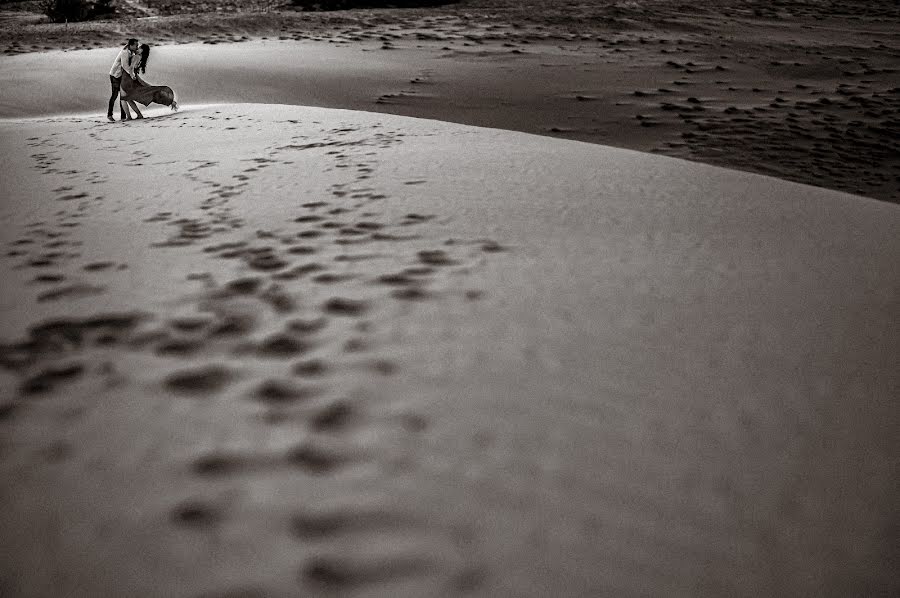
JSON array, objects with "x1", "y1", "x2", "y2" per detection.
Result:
[{"x1": 120, "y1": 44, "x2": 179, "y2": 120}]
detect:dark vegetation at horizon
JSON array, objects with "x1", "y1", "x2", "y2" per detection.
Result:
[
  {"x1": 1, "y1": 0, "x2": 462, "y2": 23},
  {"x1": 38, "y1": 0, "x2": 113, "y2": 22},
  {"x1": 0, "y1": 0, "x2": 898, "y2": 24},
  {"x1": 292, "y1": 0, "x2": 458, "y2": 10}
]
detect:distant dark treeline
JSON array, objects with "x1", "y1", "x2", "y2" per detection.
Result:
[
  {"x1": 292, "y1": 0, "x2": 459, "y2": 10},
  {"x1": 39, "y1": 0, "x2": 114, "y2": 22}
]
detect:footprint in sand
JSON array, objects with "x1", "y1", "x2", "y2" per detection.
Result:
[
  {"x1": 271, "y1": 263, "x2": 325, "y2": 281},
  {"x1": 155, "y1": 338, "x2": 204, "y2": 357},
  {"x1": 19, "y1": 362, "x2": 85, "y2": 394},
  {"x1": 253, "y1": 333, "x2": 313, "y2": 358},
  {"x1": 221, "y1": 277, "x2": 263, "y2": 295},
  {"x1": 286, "y1": 245, "x2": 317, "y2": 255},
  {"x1": 344, "y1": 337, "x2": 371, "y2": 353},
  {"x1": 287, "y1": 441, "x2": 353, "y2": 474},
  {"x1": 291, "y1": 505, "x2": 420, "y2": 541},
  {"x1": 191, "y1": 452, "x2": 254, "y2": 477},
  {"x1": 374, "y1": 272, "x2": 419, "y2": 286},
  {"x1": 368, "y1": 359, "x2": 399, "y2": 376},
  {"x1": 309, "y1": 400, "x2": 357, "y2": 432},
  {"x1": 82, "y1": 261, "x2": 117, "y2": 272},
  {"x1": 31, "y1": 273, "x2": 65, "y2": 284},
  {"x1": 192, "y1": 587, "x2": 269, "y2": 598},
  {"x1": 164, "y1": 365, "x2": 235, "y2": 396},
  {"x1": 171, "y1": 500, "x2": 223, "y2": 528},
  {"x1": 322, "y1": 297, "x2": 370, "y2": 317},
  {"x1": 286, "y1": 317, "x2": 328, "y2": 335},
  {"x1": 293, "y1": 358, "x2": 329, "y2": 377},
  {"x1": 0, "y1": 402, "x2": 18, "y2": 421},
  {"x1": 294, "y1": 215, "x2": 324, "y2": 223},
  {"x1": 36, "y1": 284, "x2": 106, "y2": 302},
  {"x1": 313, "y1": 273, "x2": 357, "y2": 284},
  {"x1": 207, "y1": 313, "x2": 257, "y2": 337},
  {"x1": 392, "y1": 287, "x2": 433, "y2": 301},
  {"x1": 300, "y1": 554, "x2": 434, "y2": 590},
  {"x1": 252, "y1": 379, "x2": 321, "y2": 405},
  {"x1": 167, "y1": 316, "x2": 214, "y2": 333},
  {"x1": 247, "y1": 252, "x2": 289, "y2": 272}
]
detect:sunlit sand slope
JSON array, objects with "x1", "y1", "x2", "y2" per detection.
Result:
[{"x1": 0, "y1": 104, "x2": 897, "y2": 598}]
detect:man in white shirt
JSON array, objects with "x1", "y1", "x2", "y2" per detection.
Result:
[{"x1": 108, "y1": 38, "x2": 138, "y2": 122}]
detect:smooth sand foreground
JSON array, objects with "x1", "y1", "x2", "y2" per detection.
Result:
[{"x1": 0, "y1": 105, "x2": 898, "y2": 597}]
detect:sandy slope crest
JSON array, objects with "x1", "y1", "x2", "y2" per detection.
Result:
[
  {"x1": 0, "y1": 105, "x2": 898, "y2": 597},
  {"x1": 3, "y1": 33, "x2": 899, "y2": 203}
]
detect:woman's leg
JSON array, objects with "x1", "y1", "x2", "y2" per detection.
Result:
[
  {"x1": 129, "y1": 101, "x2": 143, "y2": 119},
  {"x1": 120, "y1": 99, "x2": 132, "y2": 120}
]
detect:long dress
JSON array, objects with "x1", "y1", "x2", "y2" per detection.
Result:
[{"x1": 120, "y1": 60, "x2": 176, "y2": 108}]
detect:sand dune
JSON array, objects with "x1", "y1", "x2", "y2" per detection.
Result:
[
  {"x1": 1, "y1": 104, "x2": 897, "y2": 597},
  {"x1": 2, "y1": 30, "x2": 898, "y2": 202}
]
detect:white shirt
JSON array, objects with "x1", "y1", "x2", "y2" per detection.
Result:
[{"x1": 109, "y1": 47, "x2": 134, "y2": 78}]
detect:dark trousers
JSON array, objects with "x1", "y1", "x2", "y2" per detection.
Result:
[{"x1": 108, "y1": 75, "x2": 126, "y2": 118}]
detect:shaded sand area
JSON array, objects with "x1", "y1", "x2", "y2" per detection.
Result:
[
  {"x1": 1, "y1": 105, "x2": 898, "y2": 597},
  {"x1": 1, "y1": 0, "x2": 899, "y2": 202}
]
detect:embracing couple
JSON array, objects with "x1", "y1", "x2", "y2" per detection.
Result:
[{"x1": 107, "y1": 38, "x2": 178, "y2": 122}]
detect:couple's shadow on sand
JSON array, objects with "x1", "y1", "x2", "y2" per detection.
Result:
[{"x1": 104, "y1": 106, "x2": 190, "y2": 124}]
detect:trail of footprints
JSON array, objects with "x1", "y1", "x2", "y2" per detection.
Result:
[
  {"x1": 2, "y1": 118, "x2": 506, "y2": 595},
  {"x1": 5, "y1": 182, "x2": 121, "y2": 303},
  {"x1": 627, "y1": 42, "x2": 900, "y2": 201}
]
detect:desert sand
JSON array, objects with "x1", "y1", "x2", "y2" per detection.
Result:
[
  {"x1": 1, "y1": 103, "x2": 898, "y2": 597},
  {"x1": 1, "y1": 0, "x2": 898, "y2": 202},
  {"x1": 1, "y1": 1, "x2": 900, "y2": 596}
]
